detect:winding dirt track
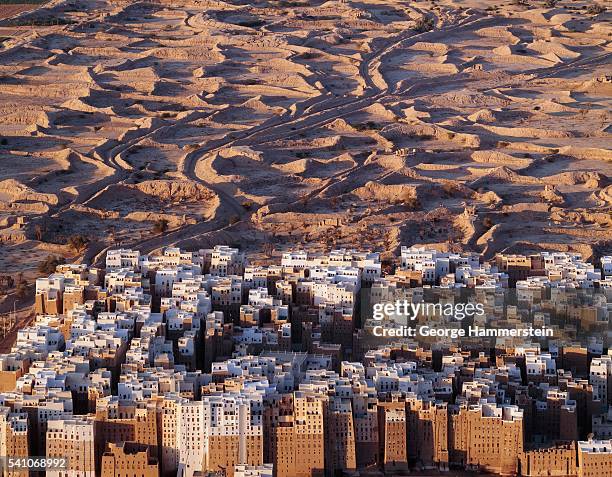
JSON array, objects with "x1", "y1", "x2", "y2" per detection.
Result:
[
  {"x1": 159, "y1": 11, "x2": 609, "y2": 257},
  {"x1": 147, "y1": 13, "x2": 493, "y2": 254}
]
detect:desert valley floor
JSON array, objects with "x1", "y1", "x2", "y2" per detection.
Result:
[{"x1": 0, "y1": 0, "x2": 610, "y2": 277}]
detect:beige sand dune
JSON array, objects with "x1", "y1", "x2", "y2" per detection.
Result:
[
  {"x1": 470, "y1": 166, "x2": 542, "y2": 187},
  {"x1": 0, "y1": 179, "x2": 57, "y2": 205},
  {"x1": 470, "y1": 150, "x2": 533, "y2": 169},
  {"x1": 539, "y1": 185, "x2": 566, "y2": 206},
  {"x1": 558, "y1": 146, "x2": 612, "y2": 162},
  {"x1": 410, "y1": 42, "x2": 450, "y2": 55},
  {"x1": 478, "y1": 124, "x2": 574, "y2": 139},
  {"x1": 591, "y1": 185, "x2": 612, "y2": 206},
  {"x1": 475, "y1": 26, "x2": 521, "y2": 44},
  {"x1": 467, "y1": 109, "x2": 533, "y2": 123},
  {"x1": 527, "y1": 39, "x2": 580, "y2": 59},
  {"x1": 353, "y1": 181, "x2": 417, "y2": 202},
  {"x1": 544, "y1": 171, "x2": 608, "y2": 187},
  {"x1": 132, "y1": 180, "x2": 216, "y2": 203}
]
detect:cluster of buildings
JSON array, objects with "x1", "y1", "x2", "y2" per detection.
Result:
[{"x1": 0, "y1": 246, "x2": 609, "y2": 476}]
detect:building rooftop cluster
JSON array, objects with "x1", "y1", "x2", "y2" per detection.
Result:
[{"x1": 0, "y1": 246, "x2": 610, "y2": 477}]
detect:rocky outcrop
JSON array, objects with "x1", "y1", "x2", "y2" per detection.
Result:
[
  {"x1": 129, "y1": 180, "x2": 216, "y2": 203},
  {"x1": 0, "y1": 179, "x2": 58, "y2": 205}
]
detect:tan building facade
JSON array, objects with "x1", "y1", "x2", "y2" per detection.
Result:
[
  {"x1": 450, "y1": 404, "x2": 523, "y2": 476},
  {"x1": 519, "y1": 442, "x2": 578, "y2": 477},
  {"x1": 267, "y1": 392, "x2": 324, "y2": 477},
  {"x1": 101, "y1": 442, "x2": 158, "y2": 477},
  {"x1": 406, "y1": 397, "x2": 449, "y2": 470},
  {"x1": 377, "y1": 401, "x2": 408, "y2": 473},
  {"x1": 46, "y1": 418, "x2": 96, "y2": 477},
  {"x1": 324, "y1": 397, "x2": 356, "y2": 476}
]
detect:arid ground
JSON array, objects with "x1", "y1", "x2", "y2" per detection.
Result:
[{"x1": 0, "y1": 0, "x2": 610, "y2": 277}]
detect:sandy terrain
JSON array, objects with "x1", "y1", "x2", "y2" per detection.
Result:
[
  {"x1": 0, "y1": 0, "x2": 50, "y2": 22},
  {"x1": 0, "y1": 0, "x2": 610, "y2": 271},
  {"x1": 0, "y1": 5, "x2": 35, "y2": 20}
]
